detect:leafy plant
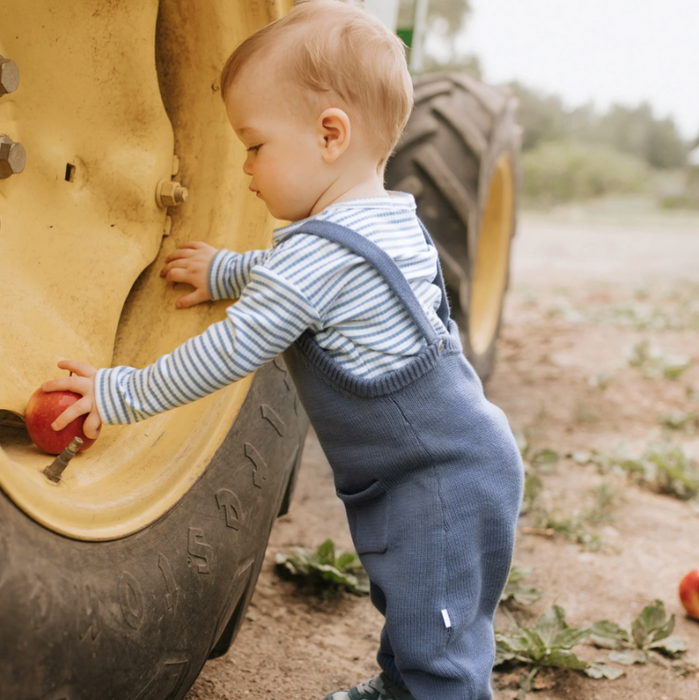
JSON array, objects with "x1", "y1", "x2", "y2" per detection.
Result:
[
  {"x1": 532, "y1": 510, "x2": 605, "y2": 552},
  {"x1": 530, "y1": 448, "x2": 560, "y2": 471},
  {"x1": 590, "y1": 600, "x2": 688, "y2": 665},
  {"x1": 495, "y1": 606, "x2": 622, "y2": 698},
  {"x1": 570, "y1": 443, "x2": 699, "y2": 503},
  {"x1": 586, "y1": 371, "x2": 614, "y2": 390},
  {"x1": 275, "y1": 539, "x2": 370, "y2": 597},
  {"x1": 658, "y1": 410, "x2": 698, "y2": 435},
  {"x1": 521, "y1": 474, "x2": 544, "y2": 515},
  {"x1": 583, "y1": 481, "x2": 623, "y2": 525},
  {"x1": 627, "y1": 339, "x2": 691, "y2": 380},
  {"x1": 500, "y1": 566, "x2": 544, "y2": 608},
  {"x1": 625, "y1": 443, "x2": 699, "y2": 500},
  {"x1": 574, "y1": 403, "x2": 599, "y2": 423},
  {"x1": 588, "y1": 304, "x2": 690, "y2": 332},
  {"x1": 518, "y1": 436, "x2": 561, "y2": 475}
]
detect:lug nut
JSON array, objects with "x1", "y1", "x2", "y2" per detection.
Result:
[
  {"x1": 0, "y1": 135, "x2": 26, "y2": 179},
  {"x1": 0, "y1": 56, "x2": 19, "y2": 96},
  {"x1": 156, "y1": 179, "x2": 188, "y2": 208},
  {"x1": 43, "y1": 437, "x2": 83, "y2": 484}
]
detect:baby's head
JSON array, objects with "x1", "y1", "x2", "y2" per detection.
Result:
[{"x1": 220, "y1": 0, "x2": 413, "y2": 221}]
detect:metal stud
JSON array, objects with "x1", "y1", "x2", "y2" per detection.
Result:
[
  {"x1": 156, "y1": 179, "x2": 188, "y2": 208},
  {"x1": 0, "y1": 136, "x2": 26, "y2": 178},
  {"x1": 0, "y1": 56, "x2": 19, "y2": 96}
]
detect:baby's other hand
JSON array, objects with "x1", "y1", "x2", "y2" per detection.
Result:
[
  {"x1": 42, "y1": 360, "x2": 102, "y2": 440},
  {"x1": 161, "y1": 241, "x2": 218, "y2": 308}
]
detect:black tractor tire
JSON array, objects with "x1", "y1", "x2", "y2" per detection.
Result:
[
  {"x1": 385, "y1": 72, "x2": 521, "y2": 381},
  {"x1": 0, "y1": 359, "x2": 307, "y2": 700}
]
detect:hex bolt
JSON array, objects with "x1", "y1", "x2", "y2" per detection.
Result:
[
  {"x1": 156, "y1": 179, "x2": 188, "y2": 208},
  {"x1": 43, "y1": 437, "x2": 83, "y2": 484},
  {"x1": 0, "y1": 135, "x2": 26, "y2": 179},
  {"x1": 0, "y1": 56, "x2": 19, "y2": 96}
]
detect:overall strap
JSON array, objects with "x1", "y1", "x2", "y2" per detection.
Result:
[
  {"x1": 416, "y1": 220, "x2": 451, "y2": 330},
  {"x1": 283, "y1": 220, "x2": 443, "y2": 343}
]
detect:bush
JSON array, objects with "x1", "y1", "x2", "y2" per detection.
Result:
[{"x1": 522, "y1": 139, "x2": 649, "y2": 205}]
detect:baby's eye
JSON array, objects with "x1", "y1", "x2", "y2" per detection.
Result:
[{"x1": 247, "y1": 145, "x2": 261, "y2": 153}]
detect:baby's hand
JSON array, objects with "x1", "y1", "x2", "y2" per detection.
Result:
[
  {"x1": 161, "y1": 241, "x2": 218, "y2": 309},
  {"x1": 42, "y1": 360, "x2": 102, "y2": 440}
]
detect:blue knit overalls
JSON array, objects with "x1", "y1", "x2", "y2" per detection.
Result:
[{"x1": 282, "y1": 220, "x2": 524, "y2": 700}]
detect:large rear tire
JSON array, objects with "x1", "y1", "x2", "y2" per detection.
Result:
[
  {"x1": 385, "y1": 72, "x2": 521, "y2": 381},
  {"x1": 0, "y1": 360, "x2": 306, "y2": 700},
  {"x1": 0, "y1": 2, "x2": 306, "y2": 698}
]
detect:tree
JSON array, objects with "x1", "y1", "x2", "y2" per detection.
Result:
[
  {"x1": 428, "y1": 0, "x2": 471, "y2": 35},
  {"x1": 421, "y1": 0, "x2": 474, "y2": 72}
]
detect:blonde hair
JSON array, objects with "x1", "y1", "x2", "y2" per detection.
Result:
[{"x1": 220, "y1": 0, "x2": 413, "y2": 163}]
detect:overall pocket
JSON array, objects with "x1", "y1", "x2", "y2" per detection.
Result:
[{"x1": 336, "y1": 481, "x2": 390, "y2": 555}]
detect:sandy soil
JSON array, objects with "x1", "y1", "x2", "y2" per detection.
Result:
[{"x1": 186, "y1": 214, "x2": 699, "y2": 700}]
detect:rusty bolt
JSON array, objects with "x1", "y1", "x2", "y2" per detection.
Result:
[
  {"x1": 0, "y1": 135, "x2": 26, "y2": 178},
  {"x1": 156, "y1": 179, "x2": 188, "y2": 208},
  {"x1": 0, "y1": 56, "x2": 19, "y2": 96},
  {"x1": 43, "y1": 436, "x2": 83, "y2": 484}
]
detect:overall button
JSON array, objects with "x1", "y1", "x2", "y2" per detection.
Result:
[{"x1": 438, "y1": 339, "x2": 444, "y2": 353}]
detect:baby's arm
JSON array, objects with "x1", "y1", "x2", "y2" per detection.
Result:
[
  {"x1": 46, "y1": 234, "x2": 345, "y2": 431},
  {"x1": 208, "y1": 248, "x2": 269, "y2": 301},
  {"x1": 93, "y1": 264, "x2": 320, "y2": 424}
]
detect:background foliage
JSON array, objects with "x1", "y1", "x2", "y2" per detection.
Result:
[{"x1": 421, "y1": 1, "x2": 698, "y2": 207}]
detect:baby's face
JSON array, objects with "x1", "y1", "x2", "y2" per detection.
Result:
[{"x1": 225, "y1": 65, "x2": 330, "y2": 222}]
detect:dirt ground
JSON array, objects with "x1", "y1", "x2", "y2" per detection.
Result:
[{"x1": 186, "y1": 213, "x2": 699, "y2": 700}]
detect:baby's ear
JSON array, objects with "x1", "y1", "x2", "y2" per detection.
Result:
[{"x1": 317, "y1": 108, "x2": 351, "y2": 163}]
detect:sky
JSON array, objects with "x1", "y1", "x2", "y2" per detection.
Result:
[{"x1": 447, "y1": 0, "x2": 699, "y2": 140}]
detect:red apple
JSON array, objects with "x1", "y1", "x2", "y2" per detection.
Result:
[
  {"x1": 679, "y1": 569, "x2": 699, "y2": 620},
  {"x1": 25, "y1": 388, "x2": 96, "y2": 455}
]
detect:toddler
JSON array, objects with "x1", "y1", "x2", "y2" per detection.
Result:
[{"x1": 45, "y1": 2, "x2": 523, "y2": 698}]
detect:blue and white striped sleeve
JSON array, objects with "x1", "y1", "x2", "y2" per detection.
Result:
[
  {"x1": 208, "y1": 248, "x2": 269, "y2": 300},
  {"x1": 94, "y1": 263, "x2": 320, "y2": 425}
]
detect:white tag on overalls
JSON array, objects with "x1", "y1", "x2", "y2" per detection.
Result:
[{"x1": 441, "y1": 609, "x2": 452, "y2": 629}]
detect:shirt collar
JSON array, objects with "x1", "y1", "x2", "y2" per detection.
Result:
[{"x1": 272, "y1": 191, "x2": 416, "y2": 243}]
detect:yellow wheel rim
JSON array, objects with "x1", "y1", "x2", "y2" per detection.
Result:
[
  {"x1": 0, "y1": 0, "x2": 293, "y2": 541},
  {"x1": 468, "y1": 154, "x2": 515, "y2": 356}
]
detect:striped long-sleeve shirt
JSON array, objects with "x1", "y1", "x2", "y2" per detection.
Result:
[{"x1": 95, "y1": 192, "x2": 447, "y2": 424}]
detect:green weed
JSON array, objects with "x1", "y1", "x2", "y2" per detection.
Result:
[
  {"x1": 532, "y1": 510, "x2": 605, "y2": 552},
  {"x1": 495, "y1": 606, "x2": 623, "y2": 699},
  {"x1": 275, "y1": 539, "x2": 369, "y2": 597},
  {"x1": 571, "y1": 442, "x2": 699, "y2": 503},
  {"x1": 583, "y1": 481, "x2": 624, "y2": 525},
  {"x1": 627, "y1": 339, "x2": 691, "y2": 380},
  {"x1": 658, "y1": 410, "x2": 698, "y2": 435},
  {"x1": 495, "y1": 600, "x2": 688, "y2": 698},
  {"x1": 590, "y1": 599, "x2": 688, "y2": 664},
  {"x1": 586, "y1": 372, "x2": 614, "y2": 390},
  {"x1": 545, "y1": 298, "x2": 699, "y2": 332},
  {"x1": 500, "y1": 566, "x2": 544, "y2": 608},
  {"x1": 574, "y1": 403, "x2": 599, "y2": 423}
]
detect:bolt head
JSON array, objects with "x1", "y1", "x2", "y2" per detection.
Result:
[
  {"x1": 0, "y1": 137, "x2": 26, "y2": 178},
  {"x1": 156, "y1": 179, "x2": 188, "y2": 207},
  {"x1": 0, "y1": 58, "x2": 19, "y2": 96}
]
